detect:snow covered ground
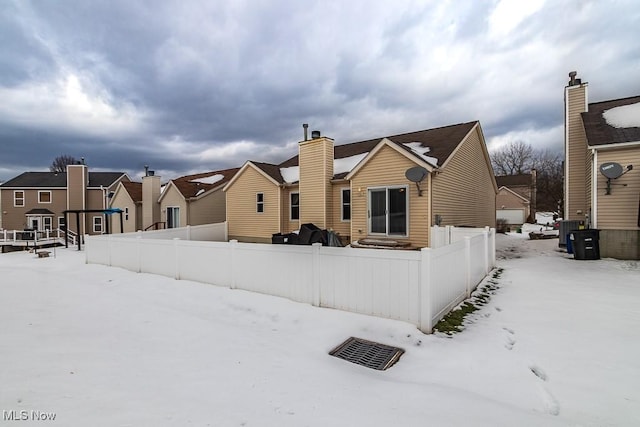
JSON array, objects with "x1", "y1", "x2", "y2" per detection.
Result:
[{"x1": 1, "y1": 235, "x2": 639, "y2": 426}]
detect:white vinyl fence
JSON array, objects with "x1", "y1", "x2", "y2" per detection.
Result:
[
  {"x1": 85, "y1": 225, "x2": 495, "y2": 333},
  {"x1": 109, "y1": 222, "x2": 228, "y2": 242}
]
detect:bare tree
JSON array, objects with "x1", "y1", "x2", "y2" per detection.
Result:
[
  {"x1": 491, "y1": 140, "x2": 534, "y2": 175},
  {"x1": 532, "y1": 149, "x2": 564, "y2": 213},
  {"x1": 491, "y1": 141, "x2": 564, "y2": 214},
  {"x1": 50, "y1": 155, "x2": 79, "y2": 173}
]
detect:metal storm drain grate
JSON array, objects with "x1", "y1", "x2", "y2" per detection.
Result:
[{"x1": 329, "y1": 337, "x2": 404, "y2": 370}]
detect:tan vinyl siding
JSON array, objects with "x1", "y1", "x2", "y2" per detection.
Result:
[
  {"x1": 432, "y1": 128, "x2": 496, "y2": 228},
  {"x1": 565, "y1": 84, "x2": 588, "y2": 220},
  {"x1": 299, "y1": 137, "x2": 333, "y2": 228},
  {"x1": 142, "y1": 176, "x2": 161, "y2": 229},
  {"x1": 596, "y1": 148, "x2": 640, "y2": 230},
  {"x1": 189, "y1": 189, "x2": 226, "y2": 225},
  {"x1": 0, "y1": 188, "x2": 66, "y2": 230},
  {"x1": 281, "y1": 187, "x2": 301, "y2": 234},
  {"x1": 226, "y1": 166, "x2": 281, "y2": 242},
  {"x1": 85, "y1": 189, "x2": 107, "y2": 234},
  {"x1": 160, "y1": 186, "x2": 187, "y2": 227},
  {"x1": 350, "y1": 144, "x2": 430, "y2": 247},
  {"x1": 67, "y1": 165, "x2": 87, "y2": 212},
  {"x1": 330, "y1": 184, "x2": 351, "y2": 243},
  {"x1": 110, "y1": 190, "x2": 138, "y2": 233},
  {"x1": 496, "y1": 188, "x2": 529, "y2": 211}
]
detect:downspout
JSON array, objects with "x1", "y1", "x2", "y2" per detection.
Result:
[{"x1": 591, "y1": 148, "x2": 597, "y2": 228}]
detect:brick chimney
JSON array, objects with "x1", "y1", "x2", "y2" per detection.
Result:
[
  {"x1": 564, "y1": 71, "x2": 589, "y2": 221},
  {"x1": 298, "y1": 130, "x2": 334, "y2": 228}
]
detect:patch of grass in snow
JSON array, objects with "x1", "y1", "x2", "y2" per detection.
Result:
[{"x1": 433, "y1": 268, "x2": 504, "y2": 336}]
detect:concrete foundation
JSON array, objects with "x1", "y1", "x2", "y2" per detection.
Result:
[{"x1": 599, "y1": 229, "x2": 640, "y2": 260}]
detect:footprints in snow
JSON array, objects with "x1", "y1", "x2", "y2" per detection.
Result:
[
  {"x1": 503, "y1": 327, "x2": 515, "y2": 350},
  {"x1": 501, "y1": 326, "x2": 560, "y2": 416}
]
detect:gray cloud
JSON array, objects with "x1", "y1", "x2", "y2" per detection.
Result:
[{"x1": 1, "y1": 0, "x2": 639, "y2": 182}]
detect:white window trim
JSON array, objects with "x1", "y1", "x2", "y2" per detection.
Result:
[
  {"x1": 14, "y1": 190, "x2": 25, "y2": 207},
  {"x1": 43, "y1": 216, "x2": 53, "y2": 231},
  {"x1": 256, "y1": 192, "x2": 264, "y2": 214},
  {"x1": 341, "y1": 187, "x2": 351, "y2": 222},
  {"x1": 367, "y1": 185, "x2": 409, "y2": 237},
  {"x1": 93, "y1": 216, "x2": 103, "y2": 233},
  {"x1": 38, "y1": 190, "x2": 52, "y2": 204},
  {"x1": 289, "y1": 192, "x2": 300, "y2": 221},
  {"x1": 58, "y1": 216, "x2": 66, "y2": 229}
]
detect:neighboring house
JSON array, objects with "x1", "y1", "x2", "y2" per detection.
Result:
[
  {"x1": 109, "y1": 181, "x2": 143, "y2": 233},
  {"x1": 224, "y1": 122, "x2": 497, "y2": 247},
  {"x1": 495, "y1": 173, "x2": 536, "y2": 227},
  {"x1": 0, "y1": 164, "x2": 128, "y2": 236},
  {"x1": 158, "y1": 167, "x2": 240, "y2": 229},
  {"x1": 564, "y1": 71, "x2": 640, "y2": 259}
]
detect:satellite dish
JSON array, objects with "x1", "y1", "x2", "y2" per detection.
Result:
[
  {"x1": 600, "y1": 162, "x2": 624, "y2": 179},
  {"x1": 405, "y1": 166, "x2": 428, "y2": 183},
  {"x1": 405, "y1": 166, "x2": 428, "y2": 196}
]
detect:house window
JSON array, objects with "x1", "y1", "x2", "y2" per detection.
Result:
[
  {"x1": 341, "y1": 188, "x2": 351, "y2": 221},
  {"x1": 14, "y1": 191, "x2": 24, "y2": 207},
  {"x1": 43, "y1": 217, "x2": 53, "y2": 231},
  {"x1": 290, "y1": 192, "x2": 299, "y2": 220},
  {"x1": 368, "y1": 186, "x2": 408, "y2": 236},
  {"x1": 59, "y1": 216, "x2": 66, "y2": 230},
  {"x1": 93, "y1": 216, "x2": 103, "y2": 233},
  {"x1": 256, "y1": 193, "x2": 264, "y2": 213},
  {"x1": 125, "y1": 207, "x2": 129, "y2": 221},
  {"x1": 38, "y1": 191, "x2": 52, "y2": 203},
  {"x1": 167, "y1": 206, "x2": 180, "y2": 228}
]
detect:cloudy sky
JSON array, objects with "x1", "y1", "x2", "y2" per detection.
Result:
[{"x1": 1, "y1": 0, "x2": 639, "y2": 182}]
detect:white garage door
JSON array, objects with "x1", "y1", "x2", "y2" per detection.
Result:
[{"x1": 496, "y1": 209, "x2": 525, "y2": 225}]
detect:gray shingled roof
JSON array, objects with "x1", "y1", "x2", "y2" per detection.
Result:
[
  {"x1": 280, "y1": 121, "x2": 477, "y2": 168},
  {"x1": 259, "y1": 121, "x2": 478, "y2": 182},
  {"x1": 495, "y1": 174, "x2": 532, "y2": 187},
  {"x1": 1, "y1": 172, "x2": 126, "y2": 188},
  {"x1": 581, "y1": 95, "x2": 640, "y2": 146}
]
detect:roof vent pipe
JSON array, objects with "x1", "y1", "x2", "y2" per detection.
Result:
[
  {"x1": 303, "y1": 123, "x2": 309, "y2": 141},
  {"x1": 568, "y1": 71, "x2": 581, "y2": 86},
  {"x1": 144, "y1": 165, "x2": 149, "y2": 177},
  {"x1": 311, "y1": 130, "x2": 321, "y2": 139}
]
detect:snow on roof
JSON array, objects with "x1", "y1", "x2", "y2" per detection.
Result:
[
  {"x1": 334, "y1": 152, "x2": 368, "y2": 175},
  {"x1": 280, "y1": 166, "x2": 300, "y2": 184},
  {"x1": 279, "y1": 153, "x2": 370, "y2": 183},
  {"x1": 195, "y1": 189, "x2": 205, "y2": 196},
  {"x1": 603, "y1": 102, "x2": 640, "y2": 128},
  {"x1": 402, "y1": 142, "x2": 438, "y2": 166},
  {"x1": 189, "y1": 174, "x2": 224, "y2": 185}
]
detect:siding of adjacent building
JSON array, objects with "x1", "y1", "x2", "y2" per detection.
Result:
[
  {"x1": 299, "y1": 137, "x2": 333, "y2": 228},
  {"x1": 595, "y1": 147, "x2": 640, "y2": 230},
  {"x1": 432, "y1": 127, "x2": 496, "y2": 228},
  {"x1": 189, "y1": 189, "x2": 227, "y2": 225},
  {"x1": 565, "y1": 83, "x2": 589, "y2": 221},
  {"x1": 330, "y1": 183, "x2": 352, "y2": 243},
  {"x1": 349, "y1": 144, "x2": 430, "y2": 247},
  {"x1": 0, "y1": 188, "x2": 68, "y2": 230},
  {"x1": 160, "y1": 185, "x2": 187, "y2": 228},
  {"x1": 109, "y1": 189, "x2": 139, "y2": 233},
  {"x1": 281, "y1": 186, "x2": 300, "y2": 234},
  {"x1": 226, "y1": 166, "x2": 281, "y2": 242},
  {"x1": 496, "y1": 188, "x2": 529, "y2": 214}
]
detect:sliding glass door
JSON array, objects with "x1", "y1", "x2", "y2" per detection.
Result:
[{"x1": 368, "y1": 187, "x2": 407, "y2": 236}]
